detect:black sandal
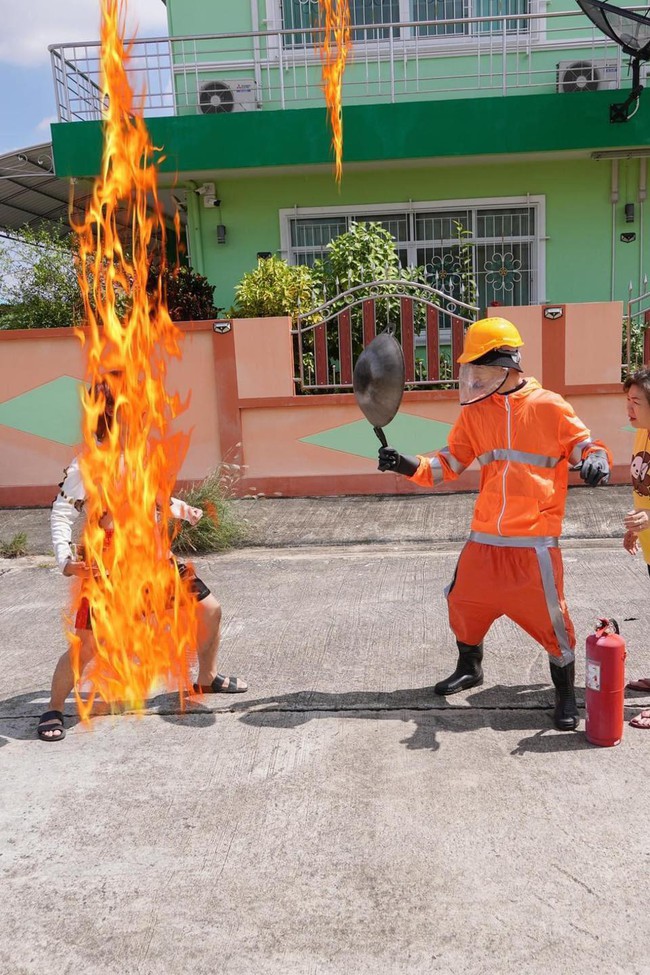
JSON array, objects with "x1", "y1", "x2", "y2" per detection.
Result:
[
  {"x1": 37, "y1": 710, "x2": 66, "y2": 742},
  {"x1": 193, "y1": 674, "x2": 248, "y2": 694}
]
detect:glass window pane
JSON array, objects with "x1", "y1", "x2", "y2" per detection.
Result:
[
  {"x1": 354, "y1": 213, "x2": 409, "y2": 242},
  {"x1": 476, "y1": 207, "x2": 534, "y2": 238},
  {"x1": 281, "y1": 0, "x2": 320, "y2": 48},
  {"x1": 291, "y1": 217, "x2": 348, "y2": 249},
  {"x1": 282, "y1": 0, "x2": 399, "y2": 47},
  {"x1": 351, "y1": 0, "x2": 399, "y2": 41},
  {"x1": 415, "y1": 210, "x2": 472, "y2": 242},
  {"x1": 474, "y1": 0, "x2": 529, "y2": 34},
  {"x1": 477, "y1": 242, "x2": 531, "y2": 306},
  {"x1": 418, "y1": 245, "x2": 473, "y2": 300},
  {"x1": 413, "y1": 0, "x2": 468, "y2": 37}
]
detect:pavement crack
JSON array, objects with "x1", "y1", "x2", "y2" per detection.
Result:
[
  {"x1": 2, "y1": 702, "x2": 557, "y2": 720},
  {"x1": 552, "y1": 864, "x2": 600, "y2": 898}
]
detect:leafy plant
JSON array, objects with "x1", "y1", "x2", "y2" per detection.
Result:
[
  {"x1": 623, "y1": 315, "x2": 648, "y2": 378},
  {"x1": 0, "y1": 532, "x2": 28, "y2": 558},
  {"x1": 313, "y1": 220, "x2": 403, "y2": 292},
  {"x1": 309, "y1": 221, "x2": 429, "y2": 369},
  {"x1": 233, "y1": 255, "x2": 315, "y2": 322},
  {"x1": 148, "y1": 264, "x2": 219, "y2": 322},
  {"x1": 0, "y1": 224, "x2": 84, "y2": 330},
  {"x1": 171, "y1": 466, "x2": 248, "y2": 555}
]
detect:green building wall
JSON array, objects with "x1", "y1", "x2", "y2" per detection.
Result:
[
  {"x1": 180, "y1": 156, "x2": 644, "y2": 312},
  {"x1": 166, "y1": 0, "x2": 255, "y2": 36}
]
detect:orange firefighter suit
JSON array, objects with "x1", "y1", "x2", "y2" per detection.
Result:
[{"x1": 409, "y1": 377, "x2": 611, "y2": 663}]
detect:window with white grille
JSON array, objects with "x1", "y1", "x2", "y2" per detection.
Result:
[
  {"x1": 273, "y1": 0, "x2": 530, "y2": 47},
  {"x1": 281, "y1": 198, "x2": 544, "y2": 308}
]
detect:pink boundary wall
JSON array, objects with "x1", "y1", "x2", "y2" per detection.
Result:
[{"x1": 0, "y1": 302, "x2": 635, "y2": 506}]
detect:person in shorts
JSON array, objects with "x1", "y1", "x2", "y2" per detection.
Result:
[{"x1": 38, "y1": 376, "x2": 247, "y2": 742}]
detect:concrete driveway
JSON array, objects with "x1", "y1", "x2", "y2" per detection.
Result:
[{"x1": 1, "y1": 492, "x2": 650, "y2": 974}]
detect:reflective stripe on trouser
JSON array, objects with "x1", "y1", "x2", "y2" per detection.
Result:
[{"x1": 445, "y1": 538, "x2": 575, "y2": 664}]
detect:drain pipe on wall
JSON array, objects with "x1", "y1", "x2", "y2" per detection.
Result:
[
  {"x1": 639, "y1": 157, "x2": 647, "y2": 296},
  {"x1": 611, "y1": 159, "x2": 619, "y2": 301},
  {"x1": 184, "y1": 181, "x2": 205, "y2": 275}
]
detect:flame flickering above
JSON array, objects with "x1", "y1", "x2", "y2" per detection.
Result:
[
  {"x1": 319, "y1": 0, "x2": 351, "y2": 184},
  {"x1": 70, "y1": 0, "x2": 198, "y2": 719}
]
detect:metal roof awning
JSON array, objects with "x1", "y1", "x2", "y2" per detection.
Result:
[
  {"x1": 0, "y1": 143, "x2": 88, "y2": 238},
  {"x1": 0, "y1": 141, "x2": 185, "y2": 240}
]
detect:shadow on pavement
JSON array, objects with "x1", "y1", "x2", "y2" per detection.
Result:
[
  {"x1": 2, "y1": 684, "x2": 644, "y2": 754},
  {"x1": 0, "y1": 689, "x2": 84, "y2": 743},
  {"x1": 156, "y1": 682, "x2": 600, "y2": 756},
  {"x1": 0, "y1": 686, "x2": 220, "y2": 743}
]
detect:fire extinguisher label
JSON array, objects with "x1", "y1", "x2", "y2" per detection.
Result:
[{"x1": 586, "y1": 660, "x2": 601, "y2": 691}]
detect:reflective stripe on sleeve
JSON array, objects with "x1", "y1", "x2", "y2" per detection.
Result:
[
  {"x1": 477, "y1": 449, "x2": 560, "y2": 468},
  {"x1": 438, "y1": 447, "x2": 466, "y2": 475}
]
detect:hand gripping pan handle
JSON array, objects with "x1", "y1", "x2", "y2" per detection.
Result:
[{"x1": 352, "y1": 330, "x2": 405, "y2": 446}]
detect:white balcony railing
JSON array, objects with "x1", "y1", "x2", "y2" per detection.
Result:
[{"x1": 49, "y1": 7, "x2": 645, "y2": 124}]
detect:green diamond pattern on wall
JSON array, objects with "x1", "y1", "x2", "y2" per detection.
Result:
[
  {"x1": 0, "y1": 376, "x2": 84, "y2": 447},
  {"x1": 301, "y1": 412, "x2": 452, "y2": 460}
]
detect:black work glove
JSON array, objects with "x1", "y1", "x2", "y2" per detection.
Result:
[
  {"x1": 579, "y1": 450, "x2": 610, "y2": 486},
  {"x1": 378, "y1": 447, "x2": 419, "y2": 477}
]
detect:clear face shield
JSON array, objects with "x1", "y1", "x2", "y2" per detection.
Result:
[{"x1": 458, "y1": 364, "x2": 509, "y2": 406}]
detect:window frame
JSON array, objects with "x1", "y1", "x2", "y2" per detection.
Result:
[
  {"x1": 279, "y1": 195, "x2": 546, "y2": 306},
  {"x1": 264, "y1": 0, "x2": 546, "y2": 56}
]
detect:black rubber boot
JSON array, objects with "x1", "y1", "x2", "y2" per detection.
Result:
[
  {"x1": 550, "y1": 660, "x2": 579, "y2": 731},
  {"x1": 434, "y1": 642, "x2": 484, "y2": 696}
]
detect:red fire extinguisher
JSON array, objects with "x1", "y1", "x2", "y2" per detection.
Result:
[{"x1": 585, "y1": 618, "x2": 626, "y2": 747}]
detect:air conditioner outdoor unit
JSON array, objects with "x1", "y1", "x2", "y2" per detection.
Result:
[
  {"x1": 557, "y1": 59, "x2": 619, "y2": 93},
  {"x1": 198, "y1": 79, "x2": 258, "y2": 114}
]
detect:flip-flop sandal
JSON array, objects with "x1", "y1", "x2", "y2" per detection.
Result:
[
  {"x1": 626, "y1": 678, "x2": 650, "y2": 692},
  {"x1": 630, "y1": 709, "x2": 650, "y2": 729},
  {"x1": 37, "y1": 710, "x2": 66, "y2": 742},
  {"x1": 193, "y1": 674, "x2": 248, "y2": 694}
]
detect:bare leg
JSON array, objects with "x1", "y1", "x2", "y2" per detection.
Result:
[
  {"x1": 38, "y1": 630, "x2": 97, "y2": 740},
  {"x1": 195, "y1": 594, "x2": 247, "y2": 692}
]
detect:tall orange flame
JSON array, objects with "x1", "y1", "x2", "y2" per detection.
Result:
[
  {"x1": 319, "y1": 0, "x2": 351, "y2": 185},
  {"x1": 70, "y1": 0, "x2": 198, "y2": 720}
]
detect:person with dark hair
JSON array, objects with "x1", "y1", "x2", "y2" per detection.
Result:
[
  {"x1": 622, "y1": 366, "x2": 650, "y2": 726},
  {"x1": 37, "y1": 373, "x2": 247, "y2": 742},
  {"x1": 378, "y1": 317, "x2": 611, "y2": 732}
]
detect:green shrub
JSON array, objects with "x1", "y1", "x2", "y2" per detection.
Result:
[
  {"x1": 148, "y1": 264, "x2": 220, "y2": 322},
  {"x1": 310, "y1": 221, "x2": 429, "y2": 364},
  {"x1": 623, "y1": 315, "x2": 648, "y2": 377},
  {"x1": 0, "y1": 532, "x2": 28, "y2": 558},
  {"x1": 171, "y1": 467, "x2": 247, "y2": 555},
  {"x1": 233, "y1": 256, "x2": 315, "y2": 322},
  {"x1": 313, "y1": 220, "x2": 403, "y2": 292}
]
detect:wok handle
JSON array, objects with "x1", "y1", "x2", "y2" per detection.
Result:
[{"x1": 373, "y1": 426, "x2": 388, "y2": 448}]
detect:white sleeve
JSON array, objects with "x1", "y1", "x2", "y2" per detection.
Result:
[
  {"x1": 169, "y1": 496, "x2": 199, "y2": 522},
  {"x1": 51, "y1": 456, "x2": 86, "y2": 571}
]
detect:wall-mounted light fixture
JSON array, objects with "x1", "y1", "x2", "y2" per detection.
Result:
[
  {"x1": 625, "y1": 202, "x2": 636, "y2": 222},
  {"x1": 216, "y1": 224, "x2": 227, "y2": 244}
]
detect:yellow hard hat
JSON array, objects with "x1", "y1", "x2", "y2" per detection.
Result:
[{"x1": 457, "y1": 317, "x2": 524, "y2": 364}]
